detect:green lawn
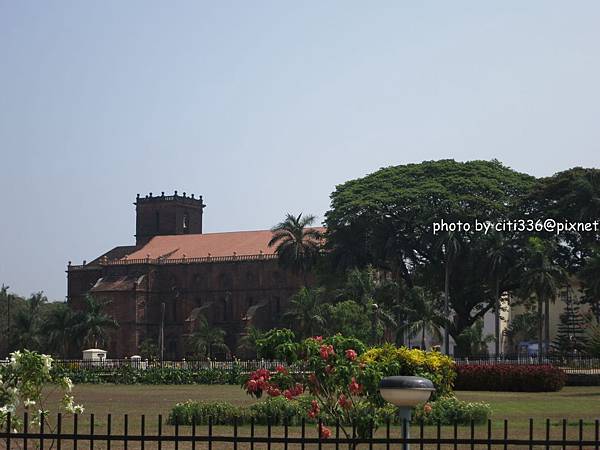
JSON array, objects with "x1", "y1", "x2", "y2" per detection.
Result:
[
  {"x1": 50, "y1": 384, "x2": 600, "y2": 422},
  {"x1": 31, "y1": 385, "x2": 600, "y2": 449}
]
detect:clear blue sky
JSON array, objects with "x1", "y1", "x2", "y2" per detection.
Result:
[{"x1": 1, "y1": 1, "x2": 599, "y2": 300}]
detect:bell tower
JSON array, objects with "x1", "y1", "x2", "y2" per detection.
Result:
[{"x1": 135, "y1": 191, "x2": 206, "y2": 246}]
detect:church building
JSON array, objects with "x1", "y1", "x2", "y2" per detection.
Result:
[{"x1": 67, "y1": 192, "x2": 312, "y2": 359}]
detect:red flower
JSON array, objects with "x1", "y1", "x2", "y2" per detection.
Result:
[
  {"x1": 246, "y1": 379, "x2": 257, "y2": 392},
  {"x1": 319, "y1": 424, "x2": 332, "y2": 439},
  {"x1": 345, "y1": 349, "x2": 357, "y2": 361},
  {"x1": 267, "y1": 386, "x2": 281, "y2": 397},
  {"x1": 337, "y1": 394, "x2": 351, "y2": 409},
  {"x1": 313, "y1": 336, "x2": 323, "y2": 342},
  {"x1": 325, "y1": 364, "x2": 335, "y2": 374},
  {"x1": 349, "y1": 377, "x2": 362, "y2": 395},
  {"x1": 284, "y1": 389, "x2": 294, "y2": 400},
  {"x1": 308, "y1": 399, "x2": 320, "y2": 418},
  {"x1": 275, "y1": 365, "x2": 288, "y2": 374}
]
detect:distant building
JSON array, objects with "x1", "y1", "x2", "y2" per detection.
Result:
[{"x1": 67, "y1": 192, "x2": 316, "y2": 359}]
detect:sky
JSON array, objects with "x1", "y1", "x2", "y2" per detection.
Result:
[{"x1": 1, "y1": 1, "x2": 599, "y2": 301}]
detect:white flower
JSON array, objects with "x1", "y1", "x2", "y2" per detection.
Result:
[
  {"x1": 61, "y1": 377, "x2": 73, "y2": 392},
  {"x1": 73, "y1": 405, "x2": 85, "y2": 414},
  {"x1": 0, "y1": 404, "x2": 16, "y2": 414},
  {"x1": 9, "y1": 350, "x2": 21, "y2": 368},
  {"x1": 41, "y1": 354, "x2": 53, "y2": 372},
  {"x1": 24, "y1": 399, "x2": 36, "y2": 408}
]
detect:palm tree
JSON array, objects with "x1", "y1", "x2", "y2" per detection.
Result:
[
  {"x1": 11, "y1": 291, "x2": 46, "y2": 351},
  {"x1": 485, "y1": 231, "x2": 513, "y2": 356},
  {"x1": 282, "y1": 287, "x2": 326, "y2": 338},
  {"x1": 435, "y1": 231, "x2": 462, "y2": 354},
  {"x1": 519, "y1": 238, "x2": 566, "y2": 362},
  {"x1": 402, "y1": 287, "x2": 444, "y2": 350},
  {"x1": 186, "y1": 315, "x2": 229, "y2": 359},
  {"x1": 339, "y1": 266, "x2": 398, "y2": 344},
  {"x1": 78, "y1": 295, "x2": 119, "y2": 349},
  {"x1": 42, "y1": 303, "x2": 82, "y2": 357},
  {"x1": 236, "y1": 326, "x2": 264, "y2": 359},
  {"x1": 269, "y1": 213, "x2": 322, "y2": 285},
  {"x1": 504, "y1": 311, "x2": 539, "y2": 353},
  {"x1": 455, "y1": 319, "x2": 495, "y2": 356}
]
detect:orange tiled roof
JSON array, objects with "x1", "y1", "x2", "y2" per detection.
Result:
[{"x1": 122, "y1": 228, "x2": 325, "y2": 261}]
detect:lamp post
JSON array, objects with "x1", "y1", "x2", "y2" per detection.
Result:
[{"x1": 379, "y1": 376, "x2": 434, "y2": 450}]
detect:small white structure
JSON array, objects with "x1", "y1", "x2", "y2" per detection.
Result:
[{"x1": 82, "y1": 349, "x2": 107, "y2": 361}]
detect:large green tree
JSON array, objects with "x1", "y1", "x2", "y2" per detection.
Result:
[{"x1": 325, "y1": 159, "x2": 536, "y2": 352}]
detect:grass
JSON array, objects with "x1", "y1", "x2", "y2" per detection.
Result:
[{"x1": 22, "y1": 385, "x2": 600, "y2": 449}]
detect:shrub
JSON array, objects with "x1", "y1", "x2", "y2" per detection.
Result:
[
  {"x1": 359, "y1": 344, "x2": 456, "y2": 400},
  {"x1": 168, "y1": 401, "x2": 246, "y2": 425},
  {"x1": 455, "y1": 364, "x2": 566, "y2": 392},
  {"x1": 249, "y1": 396, "x2": 305, "y2": 425},
  {"x1": 413, "y1": 397, "x2": 491, "y2": 425}
]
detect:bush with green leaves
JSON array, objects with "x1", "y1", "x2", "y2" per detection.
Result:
[{"x1": 412, "y1": 397, "x2": 491, "y2": 425}]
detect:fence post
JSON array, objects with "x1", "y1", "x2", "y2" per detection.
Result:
[
  {"x1": 90, "y1": 413, "x2": 95, "y2": 450},
  {"x1": 107, "y1": 413, "x2": 112, "y2": 450},
  {"x1": 73, "y1": 413, "x2": 78, "y2": 450},
  {"x1": 39, "y1": 411, "x2": 44, "y2": 450},
  {"x1": 23, "y1": 412, "x2": 28, "y2": 450},
  {"x1": 5, "y1": 412, "x2": 10, "y2": 450}
]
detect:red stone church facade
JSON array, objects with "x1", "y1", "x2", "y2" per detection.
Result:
[{"x1": 67, "y1": 192, "x2": 310, "y2": 359}]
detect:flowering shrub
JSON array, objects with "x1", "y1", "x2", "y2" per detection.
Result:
[
  {"x1": 455, "y1": 364, "x2": 566, "y2": 392},
  {"x1": 359, "y1": 344, "x2": 455, "y2": 402},
  {"x1": 243, "y1": 331, "x2": 456, "y2": 439},
  {"x1": 0, "y1": 350, "x2": 84, "y2": 432}
]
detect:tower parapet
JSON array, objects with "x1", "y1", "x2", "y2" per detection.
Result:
[{"x1": 135, "y1": 191, "x2": 206, "y2": 246}]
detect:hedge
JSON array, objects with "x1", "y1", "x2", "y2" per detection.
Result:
[
  {"x1": 50, "y1": 366, "x2": 245, "y2": 385},
  {"x1": 454, "y1": 364, "x2": 566, "y2": 392},
  {"x1": 168, "y1": 396, "x2": 491, "y2": 426}
]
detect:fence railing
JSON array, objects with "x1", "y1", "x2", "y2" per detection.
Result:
[
  {"x1": 49, "y1": 359, "x2": 289, "y2": 371},
  {"x1": 2, "y1": 413, "x2": 600, "y2": 449},
  {"x1": 453, "y1": 354, "x2": 600, "y2": 374},
  {"x1": 44, "y1": 355, "x2": 600, "y2": 372}
]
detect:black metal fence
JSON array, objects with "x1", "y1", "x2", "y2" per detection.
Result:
[{"x1": 2, "y1": 413, "x2": 600, "y2": 449}]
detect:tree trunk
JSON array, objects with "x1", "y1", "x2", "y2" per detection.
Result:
[
  {"x1": 495, "y1": 278, "x2": 501, "y2": 357},
  {"x1": 538, "y1": 297, "x2": 543, "y2": 364},
  {"x1": 421, "y1": 326, "x2": 426, "y2": 350},
  {"x1": 444, "y1": 261, "x2": 450, "y2": 355}
]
